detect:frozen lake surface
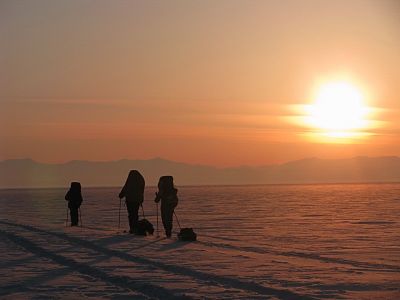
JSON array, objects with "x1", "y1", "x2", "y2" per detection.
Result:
[{"x1": 1, "y1": 183, "x2": 399, "y2": 299}]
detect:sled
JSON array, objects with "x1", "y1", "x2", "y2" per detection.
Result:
[
  {"x1": 177, "y1": 228, "x2": 197, "y2": 241},
  {"x1": 134, "y1": 219, "x2": 154, "y2": 236}
]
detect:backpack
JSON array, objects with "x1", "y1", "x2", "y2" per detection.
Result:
[
  {"x1": 178, "y1": 228, "x2": 197, "y2": 241},
  {"x1": 166, "y1": 193, "x2": 178, "y2": 208},
  {"x1": 134, "y1": 219, "x2": 154, "y2": 236}
]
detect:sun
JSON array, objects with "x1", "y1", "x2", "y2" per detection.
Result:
[{"x1": 304, "y1": 81, "x2": 371, "y2": 139}]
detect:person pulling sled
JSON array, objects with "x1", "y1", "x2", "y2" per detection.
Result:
[
  {"x1": 154, "y1": 176, "x2": 178, "y2": 238},
  {"x1": 119, "y1": 170, "x2": 145, "y2": 234},
  {"x1": 65, "y1": 182, "x2": 83, "y2": 226}
]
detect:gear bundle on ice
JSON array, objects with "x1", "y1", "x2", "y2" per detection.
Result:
[
  {"x1": 133, "y1": 219, "x2": 154, "y2": 236},
  {"x1": 178, "y1": 228, "x2": 197, "y2": 241}
]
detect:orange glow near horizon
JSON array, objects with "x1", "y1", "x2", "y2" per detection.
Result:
[{"x1": 0, "y1": 1, "x2": 399, "y2": 166}]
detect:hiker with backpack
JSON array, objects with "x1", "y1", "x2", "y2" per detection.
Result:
[
  {"x1": 65, "y1": 182, "x2": 83, "y2": 226},
  {"x1": 119, "y1": 170, "x2": 145, "y2": 234},
  {"x1": 154, "y1": 176, "x2": 178, "y2": 238}
]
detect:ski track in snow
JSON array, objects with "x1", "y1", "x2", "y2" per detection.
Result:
[
  {"x1": 0, "y1": 220, "x2": 313, "y2": 299},
  {"x1": 1, "y1": 184, "x2": 400, "y2": 299}
]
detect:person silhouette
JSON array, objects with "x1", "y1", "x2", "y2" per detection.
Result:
[
  {"x1": 65, "y1": 182, "x2": 83, "y2": 226},
  {"x1": 119, "y1": 170, "x2": 145, "y2": 234},
  {"x1": 154, "y1": 176, "x2": 178, "y2": 237}
]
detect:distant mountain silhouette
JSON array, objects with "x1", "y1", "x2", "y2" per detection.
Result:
[{"x1": 1, "y1": 156, "x2": 400, "y2": 188}]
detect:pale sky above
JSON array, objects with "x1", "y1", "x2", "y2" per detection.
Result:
[{"x1": 1, "y1": 0, "x2": 399, "y2": 166}]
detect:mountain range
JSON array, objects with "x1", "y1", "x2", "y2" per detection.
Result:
[{"x1": 1, "y1": 156, "x2": 400, "y2": 188}]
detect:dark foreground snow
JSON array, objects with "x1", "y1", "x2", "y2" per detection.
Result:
[{"x1": 1, "y1": 184, "x2": 399, "y2": 299}]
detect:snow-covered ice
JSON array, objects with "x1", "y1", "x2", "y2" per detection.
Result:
[{"x1": 1, "y1": 184, "x2": 399, "y2": 299}]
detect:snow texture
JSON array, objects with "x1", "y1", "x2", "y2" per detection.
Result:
[{"x1": 1, "y1": 184, "x2": 399, "y2": 299}]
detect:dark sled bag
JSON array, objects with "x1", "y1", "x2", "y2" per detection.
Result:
[
  {"x1": 178, "y1": 228, "x2": 197, "y2": 241},
  {"x1": 134, "y1": 219, "x2": 154, "y2": 236}
]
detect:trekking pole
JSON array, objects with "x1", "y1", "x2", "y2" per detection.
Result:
[
  {"x1": 79, "y1": 207, "x2": 83, "y2": 228},
  {"x1": 118, "y1": 197, "x2": 122, "y2": 230},
  {"x1": 65, "y1": 207, "x2": 69, "y2": 227},
  {"x1": 156, "y1": 202, "x2": 159, "y2": 237},
  {"x1": 173, "y1": 211, "x2": 182, "y2": 230}
]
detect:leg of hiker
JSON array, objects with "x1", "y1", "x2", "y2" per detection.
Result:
[
  {"x1": 70, "y1": 207, "x2": 79, "y2": 226},
  {"x1": 161, "y1": 204, "x2": 174, "y2": 237},
  {"x1": 126, "y1": 201, "x2": 140, "y2": 233}
]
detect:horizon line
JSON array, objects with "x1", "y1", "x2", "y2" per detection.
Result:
[
  {"x1": 1, "y1": 155, "x2": 400, "y2": 168},
  {"x1": 1, "y1": 180, "x2": 400, "y2": 191}
]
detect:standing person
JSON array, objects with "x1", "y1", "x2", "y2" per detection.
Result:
[
  {"x1": 154, "y1": 176, "x2": 178, "y2": 238},
  {"x1": 119, "y1": 170, "x2": 145, "y2": 234},
  {"x1": 65, "y1": 182, "x2": 83, "y2": 226}
]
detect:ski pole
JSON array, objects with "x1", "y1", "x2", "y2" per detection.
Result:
[
  {"x1": 79, "y1": 207, "x2": 83, "y2": 227},
  {"x1": 156, "y1": 202, "x2": 159, "y2": 237},
  {"x1": 173, "y1": 211, "x2": 182, "y2": 230},
  {"x1": 65, "y1": 206, "x2": 69, "y2": 227},
  {"x1": 118, "y1": 197, "x2": 122, "y2": 230}
]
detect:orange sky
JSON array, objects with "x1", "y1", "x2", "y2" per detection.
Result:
[{"x1": 1, "y1": 0, "x2": 399, "y2": 166}]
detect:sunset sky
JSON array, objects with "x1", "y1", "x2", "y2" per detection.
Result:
[{"x1": 1, "y1": 0, "x2": 399, "y2": 166}]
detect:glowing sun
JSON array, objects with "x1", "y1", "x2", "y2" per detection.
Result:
[{"x1": 305, "y1": 81, "x2": 370, "y2": 139}]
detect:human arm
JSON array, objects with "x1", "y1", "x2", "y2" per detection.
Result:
[
  {"x1": 154, "y1": 192, "x2": 161, "y2": 203},
  {"x1": 65, "y1": 190, "x2": 70, "y2": 201},
  {"x1": 119, "y1": 185, "x2": 126, "y2": 199}
]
